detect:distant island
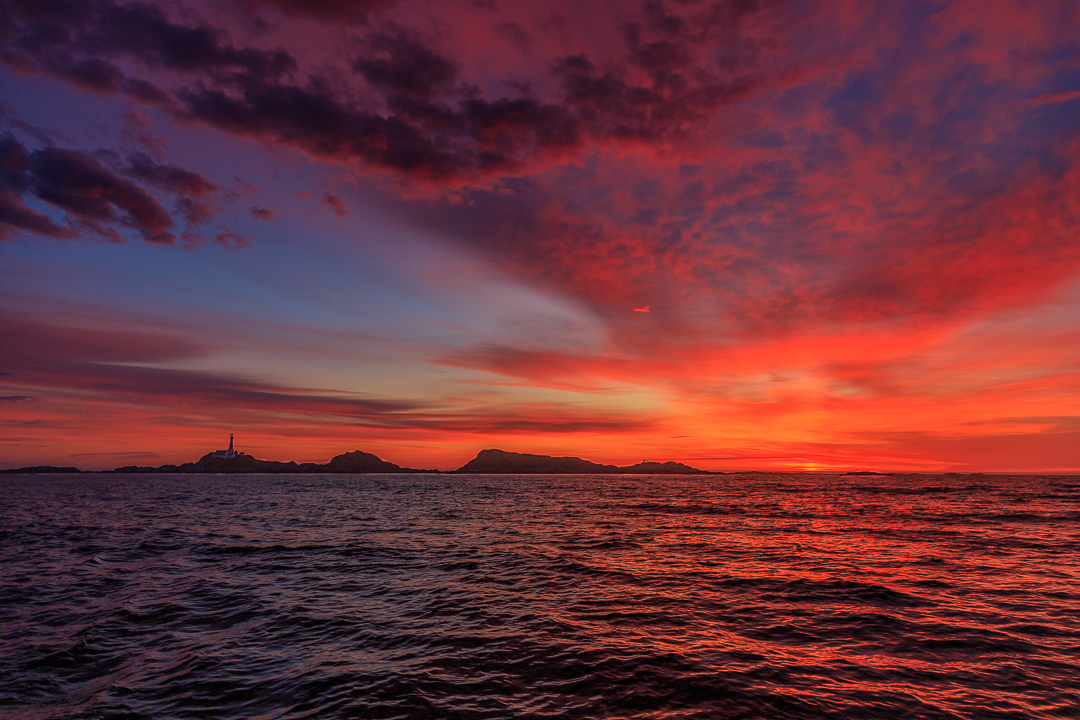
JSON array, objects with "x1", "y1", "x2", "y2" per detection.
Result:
[
  {"x1": 454, "y1": 449, "x2": 717, "y2": 474},
  {"x1": 2, "y1": 440, "x2": 718, "y2": 475},
  {"x1": 0, "y1": 450, "x2": 431, "y2": 474}
]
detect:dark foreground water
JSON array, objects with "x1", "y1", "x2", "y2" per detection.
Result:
[{"x1": 2, "y1": 473, "x2": 1079, "y2": 719}]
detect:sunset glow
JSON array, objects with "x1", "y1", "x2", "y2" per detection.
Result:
[{"x1": 2, "y1": 0, "x2": 1078, "y2": 471}]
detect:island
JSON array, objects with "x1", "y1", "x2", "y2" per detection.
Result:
[
  {"x1": 453, "y1": 449, "x2": 717, "y2": 474},
  {"x1": 108, "y1": 449, "x2": 437, "y2": 474},
  {"x1": 0, "y1": 435, "x2": 729, "y2": 474}
]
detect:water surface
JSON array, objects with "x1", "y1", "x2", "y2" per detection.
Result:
[{"x1": 2, "y1": 473, "x2": 1078, "y2": 718}]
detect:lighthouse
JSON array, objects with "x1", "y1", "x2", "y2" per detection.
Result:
[{"x1": 212, "y1": 434, "x2": 240, "y2": 459}]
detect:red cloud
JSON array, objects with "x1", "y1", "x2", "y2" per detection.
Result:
[
  {"x1": 322, "y1": 192, "x2": 347, "y2": 217},
  {"x1": 2, "y1": 0, "x2": 1079, "y2": 471}
]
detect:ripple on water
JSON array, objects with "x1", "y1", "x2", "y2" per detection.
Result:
[{"x1": 1, "y1": 472, "x2": 1078, "y2": 719}]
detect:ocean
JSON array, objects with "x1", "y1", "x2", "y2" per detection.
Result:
[{"x1": 1, "y1": 472, "x2": 1078, "y2": 719}]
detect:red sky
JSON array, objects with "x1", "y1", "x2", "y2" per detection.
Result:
[{"x1": 1, "y1": 0, "x2": 1078, "y2": 471}]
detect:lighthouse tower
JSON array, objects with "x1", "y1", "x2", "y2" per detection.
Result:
[{"x1": 212, "y1": 434, "x2": 239, "y2": 459}]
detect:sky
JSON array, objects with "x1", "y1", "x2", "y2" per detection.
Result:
[{"x1": 1, "y1": 0, "x2": 1078, "y2": 472}]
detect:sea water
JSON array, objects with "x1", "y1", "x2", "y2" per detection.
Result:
[{"x1": 1, "y1": 472, "x2": 1078, "y2": 718}]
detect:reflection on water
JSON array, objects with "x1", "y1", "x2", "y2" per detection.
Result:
[{"x1": 2, "y1": 473, "x2": 1078, "y2": 718}]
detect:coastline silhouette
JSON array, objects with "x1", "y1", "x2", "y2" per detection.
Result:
[{"x1": 2, "y1": 440, "x2": 717, "y2": 474}]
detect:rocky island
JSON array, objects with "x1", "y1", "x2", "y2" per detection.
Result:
[
  {"x1": 454, "y1": 449, "x2": 716, "y2": 474},
  {"x1": 110, "y1": 449, "x2": 436, "y2": 474},
  {"x1": 2, "y1": 436, "x2": 718, "y2": 474}
]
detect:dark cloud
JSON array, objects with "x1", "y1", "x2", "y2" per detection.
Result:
[
  {"x1": 126, "y1": 152, "x2": 217, "y2": 197},
  {"x1": 0, "y1": 134, "x2": 79, "y2": 239},
  {"x1": 251, "y1": 206, "x2": 276, "y2": 220},
  {"x1": 0, "y1": 133, "x2": 30, "y2": 191},
  {"x1": 1, "y1": 0, "x2": 786, "y2": 184},
  {"x1": 28, "y1": 147, "x2": 175, "y2": 242},
  {"x1": 126, "y1": 152, "x2": 218, "y2": 225},
  {"x1": 93, "y1": 1, "x2": 296, "y2": 77},
  {"x1": 40, "y1": 54, "x2": 177, "y2": 108},
  {"x1": 640, "y1": 0, "x2": 687, "y2": 37},
  {"x1": 175, "y1": 76, "x2": 558, "y2": 180},
  {"x1": 240, "y1": 0, "x2": 394, "y2": 24},
  {"x1": 120, "y1": 78, "x2": 176, "y2": 108},
  {"x1": 0, "y1": 132, "x2": 230, "y2": 241},
  {"x1": 0, "y1": 191, "x2": 74, "y2": 239},
  {"x1": 52, "y1": 57, "x2": 126, "y2": 94},
  {"x1": 176, "y1": 83, "x2": 443, "y2": 172},
  {"x1": 352, "y1": 32, "x2": 458, "y2": 97},
  {"x1": 0, "y1": 0, "x2": 297, "y2": 88}
]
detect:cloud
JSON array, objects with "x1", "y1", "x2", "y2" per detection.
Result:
[
  {"x1": 633, "y1": 305, "x2": 650, "y2": 313},
  {"x1": 494, "y1": 21, "x2": 534, "y2": 52},
  {"x1": 0, "y1": 311, "x2": 416, "y2": 417},
  {"x1": 125, "y1": 152, "x2": 218, "y2": 226},
  {"x1": 2, "y1": 0, "x2": 1080, "y2": 471},
  {"x1": 2, "y1": 0, "x2": 1079, "y2": 339},
  {"x1": 241, "y1": 0, "x2": 394, "y2": 24},
  {"x1": 1, "y1": 133, "x2": 32, "y2": 188},
  {"x1": 29, "y1": 146, "x2": 175, "y2": 243},
  {"x1": 212, "y1": 231, "x2": 252, "y2": 249},
  {"x1": 251, "y1": 206, "x2": 276, "y2": 220},
  {"x1": 0, "y1": 312, "x2": 653, "y2": 436},
  {"x1": 435, "y1": 344, "x2": 648, "y2": 392},
  {"x1": 1, "y1": 0, "x2": 793, "y2": 184},
  {"x1": 174, "y1": 74, "x2": 585, "y2": 181},
  {"x1": 0, "y1": 132, "x2": 234, "y2": 241},
  {"x1": 322, "y1": 192, "x2": 347, "y2": 217},
  {"x1": 125, "y1": 152, "x2": 216, "y2": 198},
  {"x1": 0, "y1": 191, "x2": 75, "y2": 240},
  {"x1": 352, "y1": 31, "x2": 458, "y2": 97},
  {"x1": 1028, "y1": 90, "x2": 1080, "y2": 107}
]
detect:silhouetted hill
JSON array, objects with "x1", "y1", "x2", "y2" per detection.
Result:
[
  {"x1": 7, "y1": 449, "x2": 712, "y2": 474},
  {"x1": 322, "y1": 450, "x2": 406, "y2": 473},
  {"x1": 454, "y1": 449, "x2": 715, "y2": 474},
  {"x1": 110, "y1": 450, "x2": 433, "y2": 473},
  {"x1": 456, "y1": 449, "x2": 616, "y2": 474}
]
